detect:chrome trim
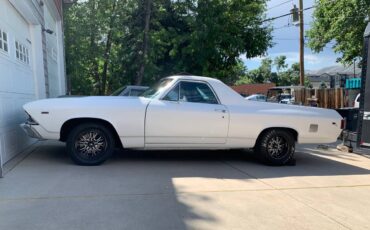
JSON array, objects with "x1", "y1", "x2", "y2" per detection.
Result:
[
  {"x1": 364, "y1": 112, "x2": 370, "y2": 121},
  {"x1": 25, "y1": 112, "x2": 39, "y2": 125},
  {"x1": 20, "y1": 123, "x2": 44, "y2": 139},
  {"x1": 160, "y1": 79, "x2": 222, "y2": 105}
]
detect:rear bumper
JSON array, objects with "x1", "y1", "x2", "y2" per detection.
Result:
[{"x1": 20, "y1": 123, "x2": 44, "y2": 140}]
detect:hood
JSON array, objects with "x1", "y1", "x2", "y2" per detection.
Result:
[{"x1": 23, "y1": 96, "x2": 150, "y2": 113}]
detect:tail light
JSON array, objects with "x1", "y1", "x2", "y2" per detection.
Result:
[{"x1": 340, "y1": 119, "x2": 346, "y2": 129}]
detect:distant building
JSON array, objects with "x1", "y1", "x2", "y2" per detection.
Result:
[
  {"x1": 307, "y1": 73, "x2": 334, "y2": 88},
  {"x1": 0, "y1": 0, "x2": 68, "y2": 176},
  {"x1": 307, "y1": 64, "x2": 361, "y2": 89},
  {"x1": 231, "y1": 83, "x2": 276, "y2": 96}
]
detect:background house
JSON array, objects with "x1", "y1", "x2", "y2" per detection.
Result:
[
  {"x1": 307, "y1": 64, "x2": 361, "y2": 89},
  {"x1": 0, "y1": 0, "x2": 67, "y2": 176}
]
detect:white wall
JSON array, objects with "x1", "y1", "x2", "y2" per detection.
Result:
[
  {"x1": 0, "y1": 0, "x2": 66, "y2": 175},
  {"x1": 0, "y1": 0, "x2": 37, "y2": 167},
  {"x1": 44, "y1": 3, "x2": 60, "y2": 98}
]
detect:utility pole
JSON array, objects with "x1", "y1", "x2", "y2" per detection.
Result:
[
  {"x1": 299, "y1": 0, "x2": 305, "y2": 86},
  {"x1": 354, "y1": 59, "x2": 356, "y2": 77}
]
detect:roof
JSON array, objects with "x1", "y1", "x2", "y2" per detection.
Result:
[
  {"x1": 307, "y1": 75, "x2": 332, "y2": 83},
  {"x1": 168, "y1": 75, "x2": 223, "y2": 84},
  {"x1": 307, "y1": 64, "x2": 361, "y2": 77}
]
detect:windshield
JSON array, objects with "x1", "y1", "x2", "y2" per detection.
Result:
[
  {"x1": 141, "y1": 78, "x2": 173, "y2": 98},
  {"x1": 110, "y1": 86, "x2": 126, "y2": 96}
]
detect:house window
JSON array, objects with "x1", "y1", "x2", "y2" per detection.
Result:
[
  {"x1": 0, "y1": 29, "x2": 9, "y2": 53},
  {"x1": 15, "y1": 41, "x2": 29, "y2": 64}
]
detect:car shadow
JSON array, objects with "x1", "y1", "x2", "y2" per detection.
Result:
[
  {"x1": 9, "y1": 141, "x2": 370, "y2": 230},
  {"x1": 33, "y1": 141, "x2": 370, "y2": 180}
]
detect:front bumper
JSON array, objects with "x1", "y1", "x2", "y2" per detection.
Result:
[{"x1": 20, "y1": 122, "x2": 44, "y2": 139}]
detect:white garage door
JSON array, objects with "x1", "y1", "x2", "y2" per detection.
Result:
[{"x1": 0, "y1": 0, "x2": 37, "y2": 165}]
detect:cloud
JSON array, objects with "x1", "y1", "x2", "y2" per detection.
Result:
[{"x1": 241, "y1": 52, "x2": 340, "y2": 71}]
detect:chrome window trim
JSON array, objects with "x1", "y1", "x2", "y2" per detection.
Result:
[{"x1": 160, "y1": 79, "x2": 221, "y2": 105}]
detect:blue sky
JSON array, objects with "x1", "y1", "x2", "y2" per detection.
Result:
[{"x1": 242, "y1": 0, "x2": 341, "y2": 71}]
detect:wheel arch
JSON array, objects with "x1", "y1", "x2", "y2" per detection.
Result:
[
  {"x1": 60, "y1": 118, "x2": 123, "y2": 149},
  {"x1": 254, "y1": 127, "x2": 298, "y2": 148}
]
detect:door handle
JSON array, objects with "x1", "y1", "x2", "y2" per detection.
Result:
[{"x1": 214, "y1": 109, "x2": 226, "y2": 113}]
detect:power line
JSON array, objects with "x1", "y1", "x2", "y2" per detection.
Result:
[
  {"x1": 264, "y1": 3, "x2": 367, "y2": 24},
  {"x1": 263, "y1": 6, "x2": 315, "y2": 23},
  {"x1": 267, "y1": 0, "x2": 292, "y2": 11},
  {"x1": 263, "y1": 11, "x2": 294, "y2": 23}
]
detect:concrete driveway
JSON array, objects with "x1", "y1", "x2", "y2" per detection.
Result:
[{"x1": 1, "y1": 141, "x2": 370, "y2": 230}]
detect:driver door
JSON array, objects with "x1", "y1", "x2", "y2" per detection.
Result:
[{"x1": 145, "y1": 81, "x2": 229, "y2": 146}]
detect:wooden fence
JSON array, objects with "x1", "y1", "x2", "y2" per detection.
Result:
[{"x1": 293, "y1": 88, "x2": 345, "y2": 109}]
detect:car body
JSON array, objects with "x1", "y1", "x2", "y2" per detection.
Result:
[
  {"x1": 245, "y1": 94, "x2": 267, "y2": 102},
  {"x1": 354, "y1": 93, "x2": 360, "y2": 108},
  {"x1": 267, "y1": 86, "x2": 303, "y2": 104},
  {"x1": 279, "y1": 94, "x2": 295, "y2": 104},
  {"x1": 21, "y1": 75, "x2": 343, "y2": 165},
  {"x1": 111, "y1": 85, "x2": 149, "y2": 96}
]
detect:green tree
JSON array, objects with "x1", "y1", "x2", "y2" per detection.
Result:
[
  {"x1": 320, "y1": 81, "x2": 328, "y2": 89},
  {"x1": 245, "y1": 58, "x2": 273, "y2": 83},
  {"x1": 64, "y1": 0, "x2": 272, "y2": 95},
  {"x1": 64, "y1": 0, "x2": 126, "y2": 95},
  {"x1": 305, "y1": 78, "x2": 313, "y2": 89},
  {"x1": 278, "y1": 62, "x2": 300, "y2": 86},
  {"x1": 274, "y1": 55, "x2": 288, "y2": 72},
  {"x1": 307, "y1": 0, "x2": 370, "y2": 65},
  {"x1": 236, "y1": 56, "x2": 300, "y2": 86}
]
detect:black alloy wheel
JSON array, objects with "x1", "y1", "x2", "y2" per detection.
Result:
[
  {"x1": 255, "y1": 129, "x2": 295, "y2": 166},
  {"x1": 66, "y1": 123, "x2": 115, "y2": 165}
]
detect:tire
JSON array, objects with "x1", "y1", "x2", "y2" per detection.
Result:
[
  {"x1": 255, "y1": 129, "x2": 295, "y2": 166},
  {"x1": 66, "y1": 123, "x2": 115, "y2": 165}
]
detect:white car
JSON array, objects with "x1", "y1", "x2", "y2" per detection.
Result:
[
  {"x1": 245, "y1": 94, "x2": 267, "y2": 102},
  {"x1": 354, "y1": 93, "x2": 360, "y2": 108},
  {"x1": 21, "y1": 75, "x2": 343, "y2": 166},
  {"x1": 110, "y1": 85, "x2": 149, "y2": 97}
]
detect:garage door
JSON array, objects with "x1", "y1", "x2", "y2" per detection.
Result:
[{"x1": 0, "y1": 1, "x2": 37, "y2": 166}]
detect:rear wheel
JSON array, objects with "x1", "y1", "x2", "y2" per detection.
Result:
[
  {"x1": 255, "y1": 129, "x2": 295, "y2": 166},
  {"x1": 66, "y1": 123, "x2": 115, "y2": 165}
]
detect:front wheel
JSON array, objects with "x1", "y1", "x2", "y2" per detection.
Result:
[
  {"x1": 66, "y1": 123, "x2": 115, "y2": 165},
  {"x1": 255, "y1": 130, "x2": 295, "y2": 166}
]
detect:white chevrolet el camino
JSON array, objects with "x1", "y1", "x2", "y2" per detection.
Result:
[{"x1": 21, "y1": 75, "x2": 343, "y2": 166}]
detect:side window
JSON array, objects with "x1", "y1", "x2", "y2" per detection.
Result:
[
  {"x1": 163, "y1": 84, "x2": 179, "y2": 101},
  {"x1": 0, "y1": 29, "x2": 8, "y2": 52},
  {"x1": 130, "y1": 89, "x2": 145, "y2": 96},
  {"x1": 179, "y1": 81, "x2": 218, "y2": 104}
]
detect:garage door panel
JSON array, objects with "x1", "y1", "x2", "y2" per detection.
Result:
[{"x1": 0, "y1": 0, "x2": 39, "y2": 168}]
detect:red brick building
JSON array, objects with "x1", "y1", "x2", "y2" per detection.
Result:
[{"x1": 231, "y1": 83, "x2": 276, "y2": 96}]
